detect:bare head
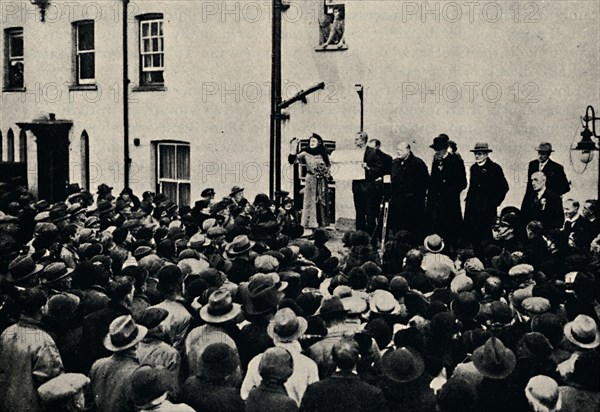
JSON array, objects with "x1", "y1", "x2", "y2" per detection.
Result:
[
  {"x1": 396, "y1": 142, "x2": 411, "y2": 160},
  {"x1": 355, "y1": 132, "x2": 368, "y2": 148},
  {"x1": 531, "y1": 172, "x2": 546, "y2": 192}
]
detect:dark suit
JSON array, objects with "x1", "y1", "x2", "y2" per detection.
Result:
[
  {"x1": 526, "y1": 159, "x2": 570, "y2": 197},
  {"x1": 390, "y1": 153, "x2": 429, "y2": 240},
  {"x1": 299, "y1": 371, "x2": 387, "y2": 412},
  {"x1": 464, "y1": 158, "x2": 509, "y2": 247},
  {"x1": 520, "y1": 189, "x2": 565, "y2": 230},
  {"x1": 353, "y1": 147, "x2": 392, "y2": 235},
  {"x1": 426, "y1": 153, "x2": 467, "y2": 249}
]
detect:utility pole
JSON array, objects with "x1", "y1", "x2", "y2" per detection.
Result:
[{"x1": 269, "y1": 0, "x2": 284, "y2": 198}]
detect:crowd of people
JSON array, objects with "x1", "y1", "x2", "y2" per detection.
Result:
[{"x1": 0, "y1": 153, "x2": 599, "y2": 411}]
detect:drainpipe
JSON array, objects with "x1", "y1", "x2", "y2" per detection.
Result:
[{"x1": 123, "y1": 0, "x2": 130, "y2": 189}]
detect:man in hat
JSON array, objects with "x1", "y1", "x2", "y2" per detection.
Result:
[
  {"x1": 59, "y1": 224, "x2": 81, "y2": 269},
  {"x1": 390, "y1": 141, "x2": 429, "y2": 240},
  {"x1": 89, "y1": 315, "x2": 147, "y2": 412},
  {"x1": 185, "y1": 288, "x2": 242, "y2": 378},
  {"x1": 526, "y1": 142, "x2": 570, "y2": 198},
  {"x1": 38, "y1": 373, "x2": 90, "y2": 411},
  {"x1": 520, "y1": 172, "x2": 565, "y2": 230},
  {"x1": 201, "y1": 187, "x2": 216, "y2": 202},
  {"x1": 182, "y1": 343, "x2": 244, "y2": 412},
  {"x1": 464, "y1": 143, "x2": 509, "y2": 249},
  {"x1": 426, "y1": 134, "x2": 467, "y2": 250},
  {"x1": 0, "y1": 288, "x2": 64, "y2": 412},
  {"x1": 130, "y1": 365, "x2": 195, "y2": 411},
  {"x1": 300, "y1": 336, "x2": 386, "y2": 412},
  {"x1": 242, "y1": 308, "x2": 319, "y2": 405}
]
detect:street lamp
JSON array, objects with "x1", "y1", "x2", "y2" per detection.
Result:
[
  {"x1": 30, "y1": 0, "x2": 50, "y2": 22},
  {"x1": 572, "y1": 105, "x2": 600, "y2": 197}
]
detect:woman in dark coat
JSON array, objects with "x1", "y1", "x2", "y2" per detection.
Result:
[{"x1": 289, "y1": 134, "x2": 331, "y2": 231}]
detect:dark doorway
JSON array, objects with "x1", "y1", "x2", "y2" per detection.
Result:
[{"x1": 17, "y1": 118, "x2": 72, "y2": 203}]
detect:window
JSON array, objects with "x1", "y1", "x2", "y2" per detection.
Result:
[
  {"x1": 316, "y1": 3, "x2": 347, "y2": 51},
  {"x1": 0, "y1": 131, "x2": 3, "y2": 161},
  {"x1": 19, "y1": 129, "x2": 26, "y2": 163},
  {"x1": 157, "y1": 142, "x2": 190, "y2": 206},
  {"x1": 73, "y1": 21, "x2": 95, "y2": 84},
  {"x1": 80, "y1": 131, "x2": 90, "y2": 190},
  {"x1": 139, "y1": 16, "x2": 164, "y2": 85},
  {"x1": 4, "y1": 28, "x2": 24, "y2": 89},
  {"x1": 6, "y1": 129, "x2": 14, "y2": 162}
]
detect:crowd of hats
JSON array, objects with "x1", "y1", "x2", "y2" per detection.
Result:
[{"x1": 0, "y1": 178, "x2": 599, "y2": 411}]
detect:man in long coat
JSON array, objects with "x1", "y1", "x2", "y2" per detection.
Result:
[
  {"x1": 464, "y1": 143, "x2": 509, "y2": 249},
  {"x1": 390, "y1": 141, "x2": 429, "y2": 241},
  {"x1": 426, "y1": 134, "x2": 467, "y2": 250},
  {"x1": 521, "y1": 171, "x2": 565, "y2": 230}
]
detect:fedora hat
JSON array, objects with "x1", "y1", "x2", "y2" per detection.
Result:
[
  {"x1": 429, "y1": 134, "x2": 450, "y2": 150},
  {"x1": 267, "y1": 307, "x2": 308, "y2": 343},
  {"x1": 199, "y1": 288, "x2": 241, "y2": 324},
  {"x1": 316, "y1": 296, "x2": 349, "y2": 318},
  {"x1": 423, "y1": 234, "x2": 445, "y2": 253},
  {"x1": 8, "y1": 255, "x2": 44, "y2": 284},
  {"x1": 382, "y1": 347, "x2": 425, "y2": 383},
  {"x1": 96, "y1": 200, "x2": 115, "y2": 215},
  {"x1": 369, "y1": 290, "x2": 401, "y2": 315},
  {"x1": 96, "y1": 183, "x2": 113, "y2": 195},
  {"x1": 34, "y1": 200, "x2": 50, "y2": 212},
  {"x1": 41, "y1": 262, "x2": 74, "y2": 284},
  {"x1": 103, "y1": 315, "x2": 147, "y2": 352},
  {"x1": 188, "y1": 233, "x2": 211, "y2": 249},
  {"x1": 535, "y1": 142, "x2": 554, "y2": 153},
  {"x1": 472, "y1": 337, "x2": 516, "y2": 379},
  {"x1": 564, "y1": 314, "x2": 600, "y2": 349},
  {"x1": 225, "y1": 235, "x2": 254, "y2": 257},
  {"x1": 243, "y1": 274, "x2": 287, "y2": 316},
  {"x1": 470, "y1": 142, "x2": 493, "y2": 153}
]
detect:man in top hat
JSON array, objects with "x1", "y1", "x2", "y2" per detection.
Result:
[
  {"x1": 464, "y1": 143, "x2": 509, "y2": 249},
  {"x1": 185, "y1": 288, "x2": 242, "y2": 378},
  {"x1": 89, "y1": 315, "x2": 147, "y2": 412},
  {"x1": 526, "y1": 142, "x2": 570, "y2": 198},
  {"x1": 390, "y1": 141, "x2": 429, "y2": 241},
  {"x1": 426, "y1": 134, "x2": 467, "y2": 250},
  {"x1": 0, "y1": 288, "x2": 64, "y2": 412},
  {"x1": 520, "y1": 172, "x2": 565, "y2": 230},
  {"x1": 242, "y1": 308, "x2": 319, "y2": 406}
]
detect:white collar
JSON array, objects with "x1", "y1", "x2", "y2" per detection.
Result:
[
  {"x1": 476, "y1": 158, "x2": 488, "y2": 166},
  {"x1": 536, "y1": 188, "x2": 546, "y2": 199}
]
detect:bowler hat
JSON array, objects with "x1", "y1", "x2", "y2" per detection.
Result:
[
  {"x1": 472, "y1": 337, "x2": 516, "y2": 379},
  {"x1": 382, "y1": 347, "x2": 425, "y2": 383},
  {"x1": 535, "y1": 142, "x2": 554, "y2": 153},
  {"x1": 199, "y1": 288, "x2": 241, "y2": 324},
  {"x1": 96, "y1": 183, "x2": 113, "y2": 195},
  {"x1": 470, "y1": 142, "x2": 493, "y2": 153},
  {"x1": 103, "y1": 315, "x2": 147, "y2": 352},
  {"x1": 267, "y1": 307, "x2": 308, "y2": 343},
  {"x1": 424, "y1": 234, "x2": 445, "y2": 253},
  {"x1": 130, "y1": 365, "x2": 171, "y2": 406},
  {"x1": 430, "y1": 134, "x2": 450, "y2": 150},
  {"x1": 8, "y1": 255, "x2": 44, "y2": 284},
  {"x1": 200, "y1": 343, "x2": 239, "y2": 379},
  {"x1": 38, "y1": 373, "x2": 90, "y2": 404},
  {"x1": 563, "y1": 314, "x2": 600, "y2": 349}
]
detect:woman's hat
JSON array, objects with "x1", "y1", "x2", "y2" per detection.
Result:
[
  {"x1": 563, "y1": 314, "x2": 600, "y2": 349},
  {"x1": 472, "y1": 337, "x2": 516, "y2": 379},
  {"x1": 382, "y1": 346, "x2": 425, "y2": 383},
  {"x1": 38, "y1": 373, "x2": 90, "y2": 404},
  {"x1": 423, "y1": 234, "x2": 445, "y2": 253},
  {"x1": 200, "y1": 343, "x2": 239, "y2": 379},
  {"x1": 103, "y1": 315, "x2": 147, "y2": 352},
  {"x1": 267, "y1": 307, "x2": 308, "y2": 342},
  {"x1": 199, "y1": 288, "x2": 241, "y2": 324},
  {"x1": 229, "y1": 186, "x2": 245, "y2": 197},
  {"x1": 130, "y1": 365, "x2": 171, "y2": 407},
  {"x1": 430, "y1": 134, "x2": 450, "y2": 150}
]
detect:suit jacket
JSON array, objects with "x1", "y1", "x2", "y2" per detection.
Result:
[
  {"x1": 526, "y1": 159, "x2": 570, "y2": 197},
  {"x1": 90, "y1": 352, "x2": 139, "y2": 412},
  {"x1": 391, "y1": 153, "x2": 429, "y2": 203},
  {"x1": 364, "y1": 147, "x2": 392, "y2": 181},
  {"x1": 520, "y1": 189, "x2": 565, "y2": 230},
  {"x1": 465, "y1": 158, "x2": 509, "y2": 221},
  {"x1": 299, "y1": 371, "x2": 387, "y2": 412}
]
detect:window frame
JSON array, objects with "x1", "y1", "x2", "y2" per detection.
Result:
[
  {"x1": 156, "y1": 141, "x2": 191, "y2": 206},
  {"x1": 138, "y1": 14, "x2": 164, "y2": 87},
  {"x1": 73, "y1": 20, "x2": 95, "y2": 85},
  {"x1": 4, "y1": 28, "x2": 24, "y2": 90}
]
